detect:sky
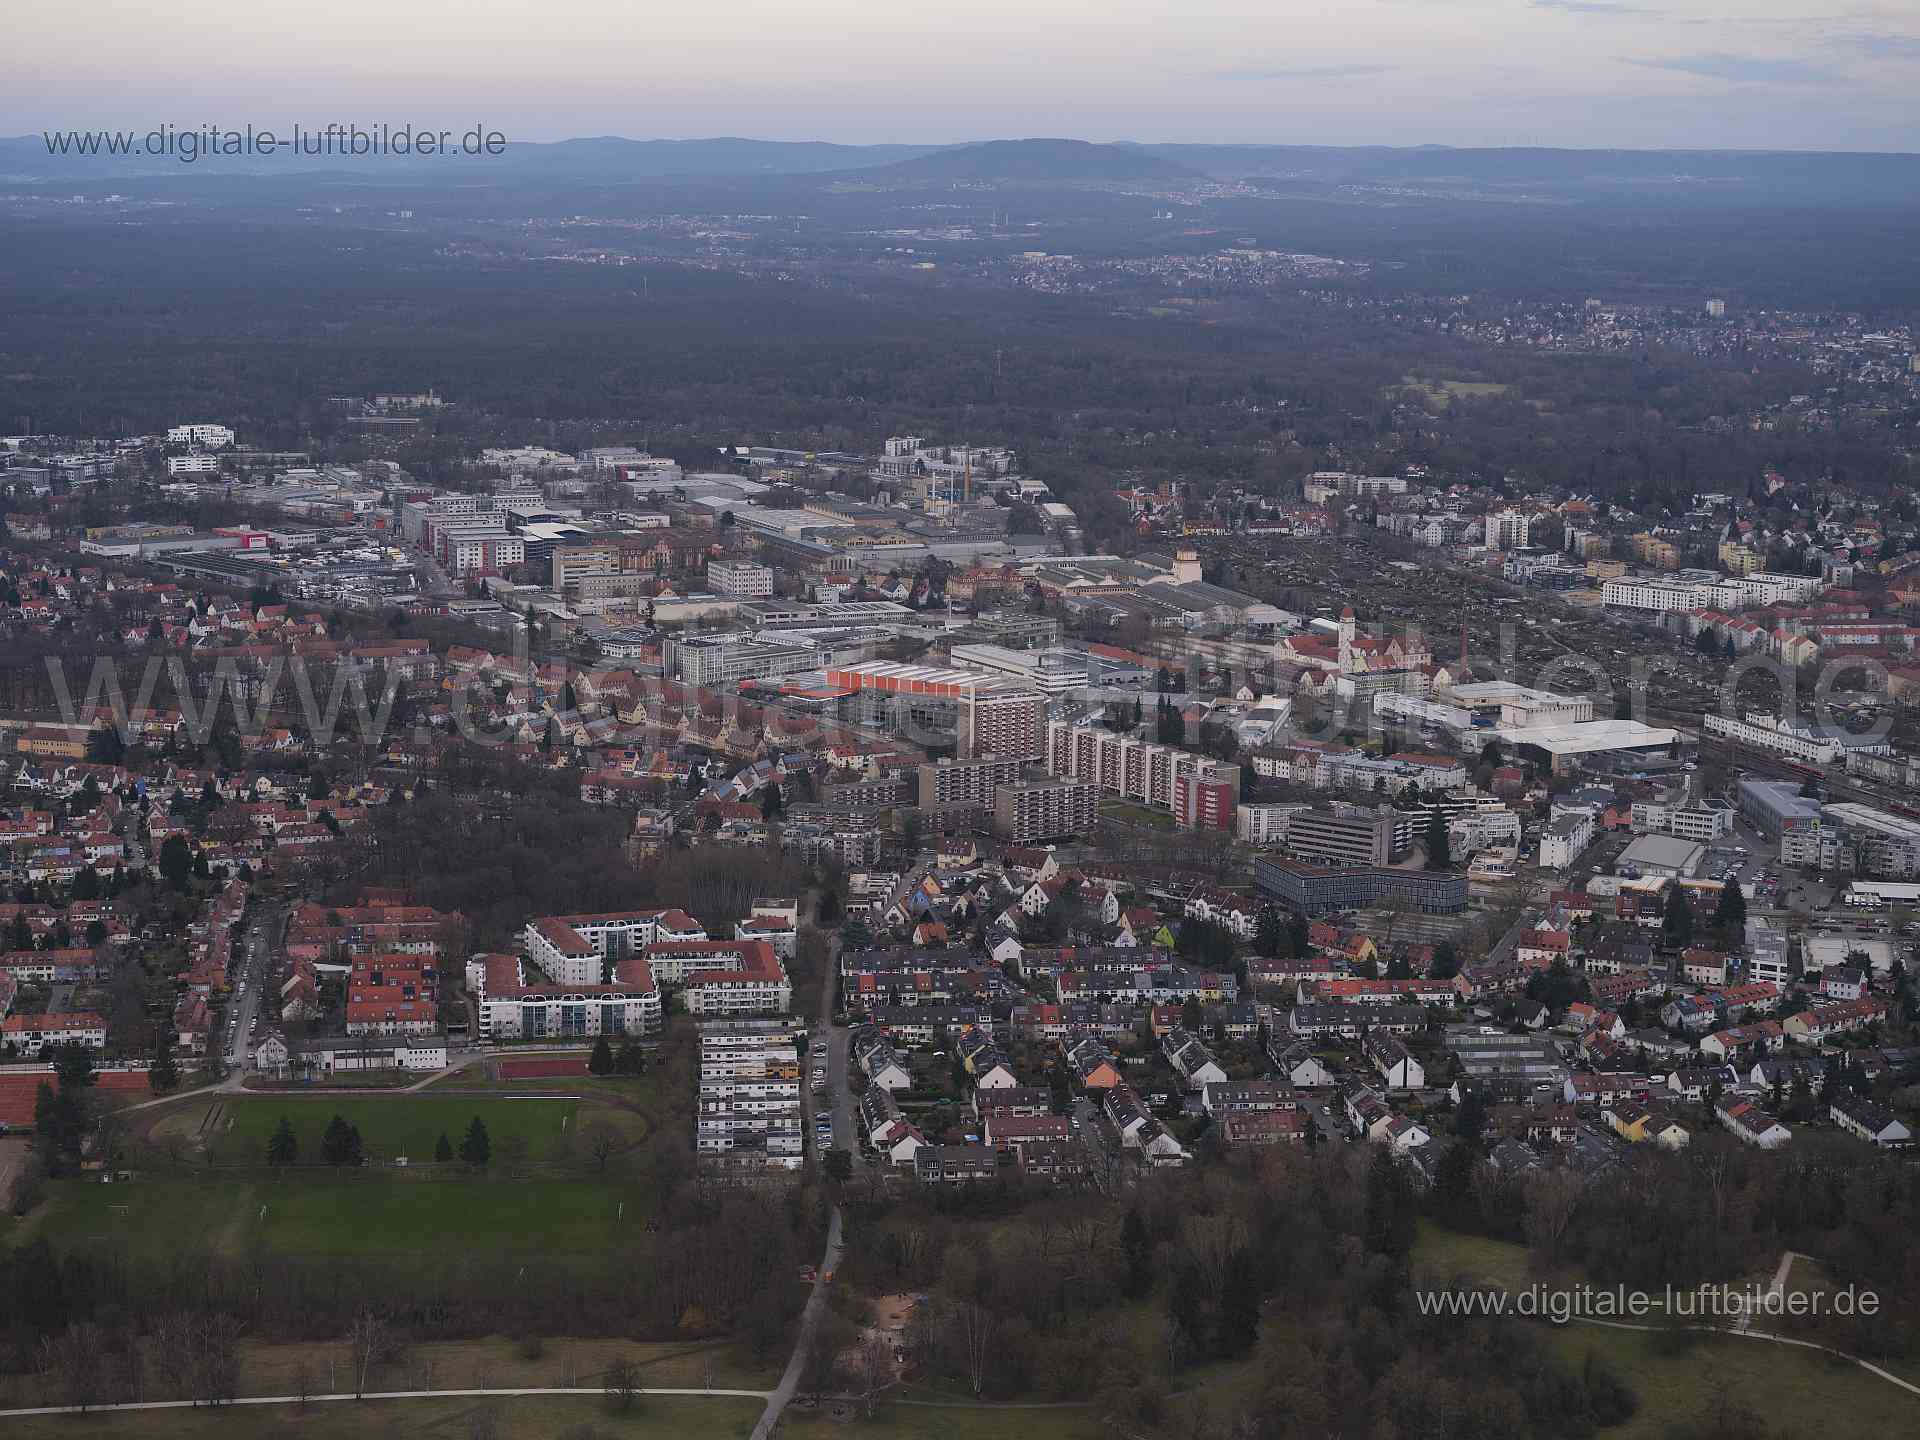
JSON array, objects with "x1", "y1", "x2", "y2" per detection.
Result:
[{"x1": 9, "y1": 0, "x2": 1920, "y2": 151}]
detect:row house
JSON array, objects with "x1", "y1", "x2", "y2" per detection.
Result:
[
  {"x1": 1217, "y1": 1109, "x2": 1308, "y2": 1146},
  {"x1": 1784, "y1": 998, "x2": 1888, "y2": 1043},
  {"x1": 1290, "y1": 1003, "x2": 1425, "y2": 1040},
  {"x1": 1829, "y1": 1094, "x2": 1913, "y2": 1148},
  {"x1": 1161, "y1": 1027, "x2": 1227, "y2": 1091},
  {"x1": 974, "y1": 1085, "x2": 1053, "y2": 1120},
  {"x1": 1, "y1": 1010, "x2": 107, "y2": 1055},
  {"x1": 1565, "y1": 1071, "x2": 1653, "y2": 1108},
  {"x1": 1265, "y1": 1036, "x2": 1338, "y2": 1088},
  {"x1": 1310, "y1": 976, "x2": 1469, "y2": 1007},
  {"x1": 1698, "y1": 1021, "x2": 1786, "y2": 1062},
  {"x1": 1716, "y1": 1098, "x2": 1792, "y2": 1149},
  {"x1": 1202, "y1": 1079, "x2": 1298, "y2": 1115},
  {"x1": 1364, "y1": 1032, "x2": 1426, "y2": 1091}
]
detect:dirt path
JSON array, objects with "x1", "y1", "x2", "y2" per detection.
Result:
[{"x1": 0, "y1": 1137, "x2": 27, "y2": 1205}]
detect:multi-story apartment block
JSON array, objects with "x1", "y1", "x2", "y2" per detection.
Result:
[
  {"x1": 469, "y1": 953, "x2": 662, "y2": 1041},
  {"x1": 1601, "y1": 576, "x2": 1702, "y2": 612},
  {"x1": 992, "y1": 779, "x2": 1101, "y2": 844},
  {"x1": 522, "y1": 910, "x2": 707, "y2": 986},
  {"x1": 917, "y1": 755, "x2": 1026, "y2": 812},
  {"x1": 1173, "y1": 767, "x2": 1236, "y2": 832},
  {"x1": 1044, "y1": 721, "x2": 1236, "y2": 820},
  {"x1": 643, "y1": 940, "x2": 792, "y2": 1015}
]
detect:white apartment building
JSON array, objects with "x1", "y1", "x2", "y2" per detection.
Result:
[
  {"x1": 645, "y1": 940, "x2": 793, "y2": 1016},
  {"x1": 167, "y1": 423, "x2": 235, "y2": 449},
  {"x1": 1539, "y1": 810, "x2": 1596, "y2": 870},
  {"x1": 697, "y1": 1024, "x2": 804, "y2": 1167},
  {"x1": 1601, "y1": 576, "x2": 1706, "y2": 612},
  {"x1": 706, "y1": 560, "x2": 775, "y2": 599},
  {"x1": 166, "y1": 454, "x2": 222, "y2": 475},
  {"x1": 1484, "y1": 510, "x2": 1532, "y2": 550},
  {"x1": 523, "y1": 910, "x2": 708, "y2": 986},
  {"x1": 470, "y1": 954, "x2": 662, "y2": 1041}
]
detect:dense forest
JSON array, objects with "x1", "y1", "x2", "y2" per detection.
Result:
[{"x1": 3, "y1": 212, "x2": 1913, "y2": 530}]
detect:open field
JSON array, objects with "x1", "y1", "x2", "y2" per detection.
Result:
[
  {"x1": 146, "y1": 1092, "x2": 652, "y2": 1165},
  {"x1": 1412, "y1": 1223, "x2": 1918, "y2": 1431},
  {"x1": 231, "y1": 1336, "x2": 776, "y2": 1399},
  {"x1": 1411, "y1": 1219, "x2": 1542, "y2": 1292},
  {"x1": 781, "y1": 1402, "x2": 1101, "y2": 1440},
  {"x1": 200, "y1": 1095, "x2": 577, "y2": 1165},
  {"x1": 1543, "y1": 1324, "x2": 1919, "y2": 1438},
  {"x1": 0, "y1": 1394, "x2": 763, "y2": 1440},
  {"x1": 1398, "y1": 373, "x2": 1512, "y2": 407},
  {"x1": 21, "y1": 1173, "x2": 661, "y2": 1259}
]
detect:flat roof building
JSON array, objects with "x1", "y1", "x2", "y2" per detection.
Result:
[{"x1": 1617, "y1": 833, "x2": 1706, "y2": 879}]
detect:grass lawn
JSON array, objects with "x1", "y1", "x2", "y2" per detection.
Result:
[
  {"x1": 1544, "y1": 1324, "x2": 1919, "y2": 1438},
  {"x1": 1410, "y1": 1219, "x2": 1539, "y2": 1292},
  {"x1": 781, "y1": 1402, "x2": 1101, "y2": 1440},
  {"x1": 20, "y1": 1174, "x2": 660, "y2": 1260},
  {"x1": 231, "y1": 1335, "x2": 778, "y2": 1400},
  {"x1": 0, "y1": 1394, "x2": 763, "y2": 1440},
  {"x1": 204, "y1": 1095, "x2": 583, "y2": 1166},
  {"x1": 1099, "y1": 800, "x2": 1175, "y2": 833}
]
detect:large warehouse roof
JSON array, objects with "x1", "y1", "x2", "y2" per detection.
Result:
[{"x1": 1492, "y1": 719, "x2": 1680, "y2": 756}]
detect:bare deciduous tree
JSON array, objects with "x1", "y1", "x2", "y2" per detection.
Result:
[
  {"x1": 603, "y1": 1355, "x2": 640, "y2": 1413},
  {"x1": 848, "y1": 1334, "x2": 899, "y2": 1419},
  {"x1": 37, "y1": 1323, "x2": 103, "y2": 1412},
  {"x1": 583, "y1": 1124, "x2": 619, "y2": 1175},
  {"x1": 347, "y1": 1305, "x2": 392, "y2": 1399},
  {"x1": 950, "y1": 1299, "x2": 997, "y2": 1398},
  {"x1": 1522, "y1": 1168, "x2": 1584, "y2": 1266}
]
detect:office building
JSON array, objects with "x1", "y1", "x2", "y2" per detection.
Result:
[
  {"x1": 166, "y1": 423, "x2": 235, "y2": 449},
  {"x1": 707, "y1": 560, "x2": 775, "y2": 599},
  {"x1": 667, "y1": 635, "x2": 818, "y2": 687},
  {"x1": 1252, "y1": 855, "x2": 1468, "y2": 916},
  {"x1": 1281, "y1": 805, "x2": 1397, "y2": 867},
  {"x1": 948, "y1": 643, "x2": 1087, "y2": 695}
]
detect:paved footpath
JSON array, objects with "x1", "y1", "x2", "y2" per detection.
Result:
[{"x1": 0, "y1": 1385, "x2": 771, "y2": 1420}]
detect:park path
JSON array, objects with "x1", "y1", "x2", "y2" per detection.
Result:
[
  {"x1": 0, "y1": 1385, "x2": 771, "y2": 1420},
  {"x1": 1566, "y1": 1313, "x2": 1920, "y2": 1401}
]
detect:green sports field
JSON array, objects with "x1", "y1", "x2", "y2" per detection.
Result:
[{"x1": 202, "y1": 1095, "x2": 582, "y2": 1165}]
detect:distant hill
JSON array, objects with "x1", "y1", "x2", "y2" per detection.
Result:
[
  {"x1": 866, "y1": 138, "x2": 1200, "y2": 183},
  {"x1": 0, "y1": 133, "x2": 946, "y2": 181},
  {"x1": 1141, "y1": 143, "x2": 1920, "y2": 206}
]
